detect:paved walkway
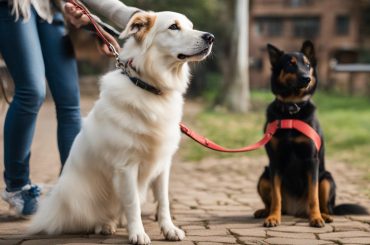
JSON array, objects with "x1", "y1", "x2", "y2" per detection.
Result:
[{"x1": 0, "y1": 98, "x2": 369, "y2": 245}]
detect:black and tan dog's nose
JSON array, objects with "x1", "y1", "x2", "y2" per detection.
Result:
[
  {"x1": 301, "y1": 76, "x2": 311, "y2": 84},
  {"x1": 202, "y1": 33, "x2": 215, "y2": 45}
]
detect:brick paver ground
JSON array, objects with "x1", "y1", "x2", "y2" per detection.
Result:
[{"x1": 0, "y1": 98, "x2": 369, "y2": 245}]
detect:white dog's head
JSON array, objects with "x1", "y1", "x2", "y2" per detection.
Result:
[{"x1": 119, "y1": 11, "x2": 214, "y2": 94}]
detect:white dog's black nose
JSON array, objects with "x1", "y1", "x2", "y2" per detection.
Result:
[{"x1": 202, "y1": 33, "x2": 215, "y2": 45}]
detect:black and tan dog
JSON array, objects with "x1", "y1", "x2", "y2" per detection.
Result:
[{"x1": 254, "y1": 40, "x2": 368, "y2": 228}]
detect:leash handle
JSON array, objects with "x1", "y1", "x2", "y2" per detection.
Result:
[
  {"x1": 68, "y1": 0, "x2": 119, "y2": 58},
  {"x1": 180, "y1": 119, "x2": 321, "y2": 153}
]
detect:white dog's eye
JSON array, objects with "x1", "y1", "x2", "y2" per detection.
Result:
[{"x1": 168, "y1": 23, "x2": 180, "y2": 30}]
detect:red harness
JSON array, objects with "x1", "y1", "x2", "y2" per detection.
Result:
[{"x1": 69, "y1": 0, "x2": 322, "y2": 153}]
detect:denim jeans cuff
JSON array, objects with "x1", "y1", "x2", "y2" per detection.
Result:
[{"x1": 4, "y1": 179, "x2": 30, "y2": 192}]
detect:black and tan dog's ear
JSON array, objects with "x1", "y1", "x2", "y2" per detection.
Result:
[
  {"x1": 120, "y1": 12, "x2": 156, "y2": 42},
  {"x1": 301, "y1": 40, "x2": 316, "y2": 66},
  {"x1": 267, "y1": 44, "x2": 284, "y2": 67}
]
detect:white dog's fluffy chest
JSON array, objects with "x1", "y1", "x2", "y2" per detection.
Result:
[{"x1": 78, "y1": 70, "x2": 183, "y2": 176}]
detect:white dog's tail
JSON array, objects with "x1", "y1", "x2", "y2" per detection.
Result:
[
  {"x1": 28, "y1": 183, "x2": 65, "y2": 235},
  {"x1": 28, "y1": 169, "x2": 99, "y2": 235}
]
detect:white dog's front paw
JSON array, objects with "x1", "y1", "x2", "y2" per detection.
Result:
[
  {"x1": 94, "y1": 223, "x2": 116, "y2": 235},
  {"x1": 101, "y1": 223, "x2": 117, "y2": 235},
  {"x1": 161, "y1": 223, "x2": 185, "y2": 241},
  {"x1": 129, "y1": 231, "x2": 151, "y2": 245}
]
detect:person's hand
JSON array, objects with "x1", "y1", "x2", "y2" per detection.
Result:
[
  {"x1": 64, "y1": 2, "x2": 121, "y2": 57},
  {"x1": 64, "y1": 2, "x2": 90, "y2": 28},
  {"x1": 96, "y1": 27, "x2": 121, "y2": 57}
]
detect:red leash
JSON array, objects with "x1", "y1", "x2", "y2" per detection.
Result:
[
  {"x1": 180, "y1": 120, "x2": 321, "y2": 152},
  {"x1": 68, "y1": 0, "x2": 322, "y2": 153}
]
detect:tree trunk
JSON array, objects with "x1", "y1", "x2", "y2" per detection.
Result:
[{"x1": 217, "y1": 0, "x2": 250, "y2": 113}]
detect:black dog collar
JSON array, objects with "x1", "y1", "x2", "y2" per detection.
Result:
[
  {"x1": 122, "y1": 72, "x2": 162, "y2": 95},
  {"x1": 275, "y1": 99, "x2": 309, "y2": 115}
]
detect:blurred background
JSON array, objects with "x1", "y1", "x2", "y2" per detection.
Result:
[
  {"x1": 71, "y1": 0, "x2": 370, "y2": 99},
  {"x1": 0, "y1": 0, "x2": 369, "y2": 192}
]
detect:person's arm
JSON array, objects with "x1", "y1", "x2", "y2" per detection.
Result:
[
  {"x1": 80, "y1": 0, "x2": 140, "y2": 29},
  {"x1": 64, "y1": 0, "x2": 140, "y2": 56}
]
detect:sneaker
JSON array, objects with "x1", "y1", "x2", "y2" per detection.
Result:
[{"x1": 1, "y1": 184, "x2": 41, "y2": 216}]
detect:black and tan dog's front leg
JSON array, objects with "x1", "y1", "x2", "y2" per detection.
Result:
[
  {"x1": 319, "y1": 173, "x2": 335, "y2": 223},
  {"x1": 308, "y1": 168, "x2": 325, "y2": 227},
  {"x1": 264, "y1": 175, "x2": 282, "y2": 227}
]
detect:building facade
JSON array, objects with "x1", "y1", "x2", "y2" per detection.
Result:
[{"x1": 250, "y1": 0, "x2": 370, "y2": 92}]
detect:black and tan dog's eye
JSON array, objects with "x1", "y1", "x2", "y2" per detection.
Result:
[
  {"x1": 306, "y1": 64, "x2": 311, "y2": 69},
  {"x1": 168, "y1": 23, "x2": 180, "y2": 30}
]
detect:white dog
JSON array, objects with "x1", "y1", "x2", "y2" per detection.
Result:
[{"x1": 29, "y1": 11, "x2": 214, "y2": 245}]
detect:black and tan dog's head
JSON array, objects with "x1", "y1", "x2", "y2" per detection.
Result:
[{"x1": 267, "y1": 40, "x2": 317, "y2": 102}]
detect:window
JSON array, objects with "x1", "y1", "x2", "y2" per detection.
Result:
[
  {"x1": 292, "y1": 17, "x2": 320, "y2": 38},
  {"x1": 259, "y1": 0, "x2": 281, "y2": 5},
  {"x1": 334, "y1": 50, "x2": 358, "y2": 64},
  {"x1": 255, "y1": 17, "x2": 284, "y2": 37},
  {"x1": 361, "y1": 7, "x2": 370, "y2": 36},
  {"x1": 336, "y1": 16, "x2": 350, "y2": 36},
  {"x1": 287, "y1": 0, "x2": 313, "y2": 7}
]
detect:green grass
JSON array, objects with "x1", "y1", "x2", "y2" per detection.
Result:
[{"x1": 180, "y1": 91, "x2": 370, "y2": 180}]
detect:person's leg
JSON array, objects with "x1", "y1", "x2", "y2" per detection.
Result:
[
  {"x1": 0, "y1": 4, "x2": 46, "y2": 191},
  {"x1": 37, "y1": 12, "x2": 81, "y2": 166}
]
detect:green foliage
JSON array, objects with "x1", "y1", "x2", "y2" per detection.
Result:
[
  {"x1": 122, "y1": 0, "x2": 225, "y2": 25},
  {"x1": 121, "y1": 0, "x2": 230, "y2": 44},
  {"x1": 198, "y1": 72, "x2": 223, "y2": 102},
  {"x1": 314, "y1": 93, "x2": 370, "y2": 174}
]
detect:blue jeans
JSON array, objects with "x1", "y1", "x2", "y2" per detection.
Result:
[{"x1": 0, "y1": 4, "x2": 81, "y2": 191}]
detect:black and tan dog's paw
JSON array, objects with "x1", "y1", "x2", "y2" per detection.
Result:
[
  {"x1": 254, "y1": 209, "x2": 269, "y2": 219},
  {"x1": 309, "y1": 216, "x2": 325, "y2": 227},
  {"x1": 321, "y1": 213, "x2": 333, "y2": 223},
  {"x1": 264, "y1": 215, "x2": 281, "y2": 227}
]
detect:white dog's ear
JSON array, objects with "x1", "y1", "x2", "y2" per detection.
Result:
[{"x1": 119, "y1": 12, "x2": 156, "y2": 42}]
